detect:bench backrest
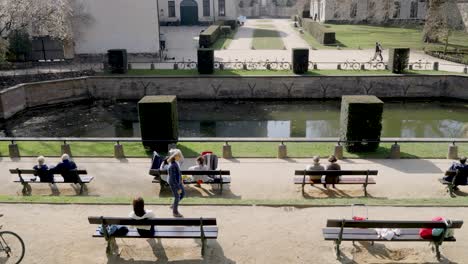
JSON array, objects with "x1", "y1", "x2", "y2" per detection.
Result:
[
  {"x1": 445, "y1": 170, "x2": 468, "y2": 177},
  {"x1": 295, "y1": 170, "x2": 378, "y2": 176},
  {"x1": 326, "y1": 219, "x2": 463, "y2": 229},
  {"x1": 88, "y1": 216, "x2": 217, "y2": 226},
  {"x1": 9, "y1": 168, "x2": 88, "y2": 175},
  {"x1": 149, "y1": 169, "x2": 230, "y2": 176}
]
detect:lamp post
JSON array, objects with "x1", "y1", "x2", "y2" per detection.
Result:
[{"x1": 212, "y1": 0, "x2": 216, "y2": 23}]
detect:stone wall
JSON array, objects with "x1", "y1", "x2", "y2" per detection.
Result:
[{"x1": 1, "y1": 75, "x2": 467, "y2": 119}]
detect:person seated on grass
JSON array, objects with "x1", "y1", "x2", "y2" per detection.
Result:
[
  {"x1": 325, "y1": 155, "x2": 341, "y2": 189},
  {"x1": 306, "y1": 156, "x2": 325, "y2": 183},
  {"x1": 189, "y1": 156, "x2": 210, "y2": 187},
  {"x1": 444, "y1": 156, "x2": 468, "y2": 191},
  {"x1": 33, "y1": 156, "x2": 54, "y2": 183},
  {"x1": 129, "y1": 197, "x2": 155, "y2": 237},
  {"x1": 52, "y1": 154, "x2": 80, "y2": 183}
]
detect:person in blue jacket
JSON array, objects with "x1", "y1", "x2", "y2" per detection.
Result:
[
  {"x1": 33, "y1": 156, "x2": 54, "y2": 183},
  {"x1": 168, "y1": 149, "x2": 185, "y2": 218},
  {"x1": 444, "y1": 156, "x2": 468, "y2": 191},
  {"x1": 52, "y1": 154, "x2": 80, "y2": 183}
]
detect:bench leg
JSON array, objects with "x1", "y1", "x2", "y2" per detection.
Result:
[
  {"x1": 79, "y1": 183, "x2": 85, "y2": 195},
  {"x1": 201, "y1": 238, "x2": 206, "y2": 256},
  {"x1": 432, "y1": 243, "x2": 441, "y2": 261},
  {"x1": 302, "y1": 184, "x2": 305, "y2": 195},
  {"x1": 334, "y1": 241, "x2": 341, "y2": 259},
  {"x1": 106, "y1": 237, "x2": 119, "y2": 256},
  {"x1": 363, "y1": 184, "x2": 368, "y2": 197},
  {"x1": 448, "y1": 184, "x2": 455, "y2": 198},
  {"x1": 219, "y1": 183, "x2": 223, "y2": 194},
  {"x1": 21, "y1": 183, "x2": 31, "y2": 196}
]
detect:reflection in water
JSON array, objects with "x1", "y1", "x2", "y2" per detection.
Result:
[{"x1": 1, "y1": 100, "x2": 468, "y2": 138}]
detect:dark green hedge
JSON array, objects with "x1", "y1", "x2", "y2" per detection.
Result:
[
  {"x1": 197, "y1": 49, "x2": 214, "y2": 74},
  {"x1": 199, "y1": 25, "x2": 221, "y2": 48},
  {"x1": 340, "y1": 96, "x2": 384, "y2": 152},
  {"x1": 292, "y1": 48, "x2": 309, "y2": 74},
  {"x1": 302, "y1": 19, "x2": 336, "y2": 45},
  {"x1": 138, "y1": 96, "x2": 179, "y2": 151},
  {"x1": 220, "y1": 26, "x2": 232, "y2": 35},
  {"x1": 389, "y1": 48, "x2": 410, "y2": 73},
  {"x1": 216, "y1": 20, "x2": 238, "y2": 30}
]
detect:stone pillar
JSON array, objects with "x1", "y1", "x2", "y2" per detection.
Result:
[
  {"x1": 334, "y1": 144, "x2": 343, "y2": 160},
  {"x1": 61, "y1": 143, "x2": 72, "y2": 156},
  {"x1": 390, "y1": 143, "x2": 400, "y2": 159},
  {"x1": 464, "y1": 67, "x2": 467, "y2": 74},
  {"x1": 409, "y1": 64, "x2": 413, "y2": 70},
  {"x1": 150, "y1": 63, "x2": 155, "y2": 70},
  {"x1": 337, "y1": 64, "x2": 341, "y2": 70},
  {"x1": 448, "y1": 144, "x2": 458, "y2": 160},
  {"x1": 222, "y1": 143, "x2": 232, "y2": 159},
  {"x1": 277, "y1": 143, "x2": 287, "y2": 159},
  {"x1": 128, "y1": 63, "x2": 132, "y2": 70},
  {"x1": 8, "y1": 143, "x2": 20, "y2": 159},
  {"x1": 313, "y1": 63, "x2": 318, "y2": 70},
  {"x1": 433, "y1": 61, "x2": 439, "y2": 71},
  {"x1": 114, "y1": 144, "x2": 125, "y2": 159},
  {"x1": 360, "y1": 64, "x2": 365, "y2": 70}
]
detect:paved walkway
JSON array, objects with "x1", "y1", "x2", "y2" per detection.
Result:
[
  {"x1": 226, "y1": 20, "x2": 254, "y2": 50},
  {"x1": 2, "y1": 204, "x2": 467, "y2": 263},
  {"x1": 0, "y1": 157, "x2": 459, "y2": 199}
]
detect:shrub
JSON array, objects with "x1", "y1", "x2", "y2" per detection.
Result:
[
  {"x1": 220, "y1": 26, "x2": 232, "y2": 36},
  {"x1": 340, "y1": 96, "x2": 384, "y2": 152},
  {"x1": 302, "y1": 19, "x2": 336, "y2": 45},
  {"x1": 138, "y1": 96, "x2": 179, "y2": 151},
  {"x1": 219, "y1": 20, "x2": 238, "y2": 30},
  {"x1": 7, "y1": 30, "x2": 32, "y2": 62},
  {"x1": 197, "y1": 48, "x2": 214, "y2": 74},
  {"x1": 388, "y1": 48, "x2": 410, "y2": 73},
  {"x1": 199, "y1": 25, "x2": 221, "y2": 48},
  {"x1": 292, "y1": 48, "x2": 309, "y2": 74}
]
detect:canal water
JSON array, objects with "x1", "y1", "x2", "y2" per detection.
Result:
[{"x1": 1, "y1": 100, "x2": 468, "y2": 138}]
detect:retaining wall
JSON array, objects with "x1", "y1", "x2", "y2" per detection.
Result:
[{"x1": 1, "y1": 75, "x2": 467, "y2": 119}]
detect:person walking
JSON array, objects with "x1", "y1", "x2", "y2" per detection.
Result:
[
  {"x1": 168, "y1": 149, "x2": 185, "y2": 217},
  {"x1": 373, "y1": 42, "x2": 383, "y2": 61}
]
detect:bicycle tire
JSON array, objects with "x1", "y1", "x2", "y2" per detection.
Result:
[{"x1": 0, "y1": 231, "x2": 25, "y2": 264}]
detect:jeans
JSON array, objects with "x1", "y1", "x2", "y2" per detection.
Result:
[{"x1": 170, "y1": 183, "x2": 185, "y2": 214}]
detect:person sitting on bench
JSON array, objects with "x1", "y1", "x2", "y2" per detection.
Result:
[
  {"x1": 444, "y1": 156, "x2": 468, "y2": 191},
  {"x1": 306, "y1": 156, "x2": 325, "y2": 183},
  {"x1": 52, "y1": 154, "x2": 80, "y2": 183},
  {"x1": 33, "y1": 156, "x2": 54, "y2": 183},
  {"x1": 129, "y1": 197, "x2": 155, "y2": 237},
  {"x1": 325, "y1": 155, "x2": 341, "y2": 189},
  {"x1": 189, "y1": 156, "x2": 210, "y2": 186}
]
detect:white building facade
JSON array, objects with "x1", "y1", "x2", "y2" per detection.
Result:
[
  {"x1": 158, "y1": 0, "x2": 238, "y2": 25},
  {"x1": 73, "y1": 0, "x2": 160, "y2": 57}
]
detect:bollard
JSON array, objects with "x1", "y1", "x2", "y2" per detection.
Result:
[
  {"x1": 385, "y1": 64, "x2": 389, "y2": 70},
  {"x1": 390, "y1": 143, "x2": 400, "y2": 159},
  {"x1": 128, "y1": 63, "x2": 132, "y2": 70},
  {"x1": 409, "y1": 64, "x2": 413, "y2": 71},
  {"x1": 313, "y1": 63, "x2": 318, "y2": 70},
  {"x1": 464, "y1": 67, "x2": 467, "y2": 74},
  {"x1": 114, "y1": 144, "x2": 125, "y2": 159},
  {"x1": 360, "y1": 64, "x2": 365, "y2": 71},
  {"x1": 277, "y1": 143, "x2": 287, "y2": 159},
  {"x1": 222, "y1": 143, "x2": 232, "y2": 159},
  {"x1": 150, "y1": 63, "x2": 155, "y2": 70},
  {"x1": 433, "y1": 61, "x2": 439, "y2": 71},
  {"x1": 334, "y1": 144, "x2": 343, "y2": 160},
  {"x1": 8, "y1": 143, "x2": 20, "y2": 159},
  {"x1": 337, "y1": 64, "x2": 341, "y2": 70},
  {"x1": 448, "y1": 143, "x2": 458, "y2": 160},
  {"x1": 61, "y1": 143, "x2": 72, "y2": 156}
]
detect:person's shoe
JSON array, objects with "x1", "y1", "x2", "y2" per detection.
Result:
[
  {"x1": 169, "y1": 204, "x2": 174, "y2": 209},
  {"x1": 173, "y1": 212, "x2": 183, "y2": 218}
]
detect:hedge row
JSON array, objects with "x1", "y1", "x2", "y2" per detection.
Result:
[
  {"x1": 302, "y1": 18, "x2": 336, "y2": 45},
  {"x1": 199, "y1": 25, "x2": 221, "y2": 48},
  {"x1": 215, "y1": 20, "x2": 238, "y2": 30}
]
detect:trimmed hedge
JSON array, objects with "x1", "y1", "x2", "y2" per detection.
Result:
[
  {"x1": 292, "y1": 48, "x2": 309, "y2": 74},
  {"x1": 138, "y1": 96, "x2": 179, "y2": 151},
  {"x1": 199, "y1": 25, "x2": 221, "y2": 48},
  {"x1": 340, "y1": 96, "x2": 384, "y2": 152},
  {"x1": 302, "y1": 19, "x2": 336, "y2": 45},
  {"x1": 217, "y1": 20, "x2": 238, "y2": 30},
  {"x1": 389, "y1": 48, "x2": 410, "y2": 73},
  {"x1": 197, "y1": 48, "x2": 214, "y2": 74},
  {"x1": 220, "y1": 26, "x2": 231, "y2": 36}
]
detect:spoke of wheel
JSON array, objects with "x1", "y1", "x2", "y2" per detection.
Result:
[{"x1": 0, "y1": 231, "x2": 25, "y2": 264}]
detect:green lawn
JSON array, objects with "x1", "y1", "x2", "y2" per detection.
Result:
[
  {"x1": 295, "y1": 23, "x2": 468, "y2": 52},
  {"x1": 212, "y1": 28, "x2": 238, "y2": 50},
  {"x1": 2, "y1": 141, "x2": 468, "y2": 159},
  {"x1": 120, "y1": 69, "x2": 466, "y2": 77},
  {"x1": 252, "y1": 27, "x2": 285, "y2": 50}
]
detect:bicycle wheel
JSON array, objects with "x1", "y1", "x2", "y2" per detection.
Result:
[{"x1": 0, "y1": 231, "x2": 25, "y2": 264}]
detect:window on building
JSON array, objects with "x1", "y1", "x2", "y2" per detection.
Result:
[
  {"x1": 350, "y1": 3, "x2": 357, "y2": 18},
  {"x1": 168, "y1": 1, "x2": 176, "y2": 17},
  {"x1": 203, "y1": 0, "x2": 210, "y2": 16},
  {"x1": 219, "y1": 0, "x2": 226, "y2": 16},
  {"x1": 410, "y1": 1, "x2": 418, "y2": 18},
  {"x1": 393, "y1": 1, "x2": 400, "y2": 18}
]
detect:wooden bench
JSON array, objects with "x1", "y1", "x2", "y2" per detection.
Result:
[
  {"x1": 324, "y1": 219, "x2": 463, "y2": 260},
  {"x1": 439, "y1": 170, "x2": 468, "y2": 197},
  {"x1": 294, "y1": 170, "x2": 378, "y2": 196},
  {"x1": 9, "y1": 168, "x2": 93, "y2": 195},
  {"x1": 88, "y1": 216, "x2": 218, "y2": 256},
  {"x1": 149, "y1": 169, "x2": 231, "y2": 194}
]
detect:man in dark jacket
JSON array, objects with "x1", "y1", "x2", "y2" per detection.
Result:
[
  {"x1": 52, "y1": 154, "x2": 80, "y2": 183},
  {"x1": 444, "y1": 156, "x2": 468, "y2": 190}
]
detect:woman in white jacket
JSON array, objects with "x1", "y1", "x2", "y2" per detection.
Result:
[{"x1": 129, "y1": 197, "x2": 155, "y2": 236}]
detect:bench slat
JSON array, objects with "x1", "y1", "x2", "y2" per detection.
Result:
[
  {"x1": 323, "y1": 232, "x2": 455, "y2": 242},
  {"x1": 294, "y1": 170, "x2": 378, "y2": 176},
  {"x1": 93, "y1": 229, "x2": 218, "y2": 239},
  {"x1": 88, "y1": 217, "x2": 217, "y2": 226},
  {"x1": 294, "y1": 177, "x2": 376, "y2": 185},
  {"x1": 14, "y1": 176, "x2": 94, "y2": 183},
  {"x1": 439, "y1": 178, "x2": 468, "y2": 185},
  {"x1": 150, "y1": 170, "x2": 230, "y2": 176},
  {"x1": 9, "y1": 169, "x2": 87, "y2": 174},
  {"x1": 323, "y1": 228, "x2": 420, "y2": 235},
  {"x1": 326, "y1": 219, "x2": 464, "y2": 229}
]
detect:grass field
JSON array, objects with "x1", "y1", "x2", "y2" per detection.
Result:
[
  {"x1": 295, "y1": 23, "x2": 468, "y2": 52},
  {"x1": 252, "y1": 26, "x2": 285, "y2": 50},
  {"x1": 2, "y1": 141, "x2": 468, "y2": 159}
]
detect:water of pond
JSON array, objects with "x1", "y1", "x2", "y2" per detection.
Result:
[{"x1": 1, "y1": 100, "x2": 468, "y2": 138}]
